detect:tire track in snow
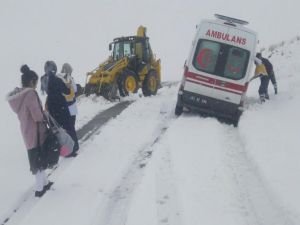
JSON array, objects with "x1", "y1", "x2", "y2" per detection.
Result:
[
  {"x1": 154, "y1": 143, "x2": 183, "y2": 225},
  {"x1": 222, "y1": 125, "x2": 294, "y2": 225},
  {"x1": 93, "y1": 112, "x2": 176, "y2": 225}
]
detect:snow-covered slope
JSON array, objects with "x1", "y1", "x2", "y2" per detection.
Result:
[{"x1": 239, "y1": 37, "x2": 300, "y2": 223}]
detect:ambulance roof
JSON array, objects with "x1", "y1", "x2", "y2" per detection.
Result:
[
  {"x1": 198, "y1": 16, "x2": 256, "y2": 35},
  {"x1": 214, "y1": 14, "x2": 249, "y2": 25}
]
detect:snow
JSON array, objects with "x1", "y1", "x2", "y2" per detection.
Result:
[{"x1": 1, "y1": 1, "x2": 300, "y2": 225}]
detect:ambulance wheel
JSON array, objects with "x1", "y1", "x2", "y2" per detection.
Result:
[
  {"x1": 232, "y1": 119, "x2": 239, "y2": 127},
  {"x1": 232, "y1": 114, "x2": 241, "y2": 127},
  {"x1": 175, "y1": 104, "x2": 183, "y2": 116}
]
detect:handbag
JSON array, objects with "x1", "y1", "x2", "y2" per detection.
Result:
[
  {"x1": 34, "y1": 91, "x2": 60, "y2": 168},
  {"x1": 34, "y1": 90, "x2": 73, "y2": 160},
  {"x1": 46, "y1": 113, "x2": 74, "y2": 157},
  {"x1": 37, "y1": 122, "x2": 60, "y2": 168}
]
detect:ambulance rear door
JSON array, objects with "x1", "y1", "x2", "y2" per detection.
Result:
[
  {"x1": 213, "y1": 26, "x2": 255, "y2": 105},
  {"x1": 184, "y1": 21, "x2": 230, "y2": 102}
]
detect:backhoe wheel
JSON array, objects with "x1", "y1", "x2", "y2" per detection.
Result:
[
  {"x1": 100, "y1": 83, "x2": 118, "y2": 101},
  {"x1": 118, "y1": 70, "x2": 138, "y2": 97},
  {"x1": 76, "y1": 84, "x2": 84, "y2": 97},
  {"x1": 142, "y1": 70, "x2": 159, "y2": 97},
  {"x1": 84, "y1": 84, "x2": 92, "y2": 96}
]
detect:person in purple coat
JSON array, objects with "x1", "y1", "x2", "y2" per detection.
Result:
[{"x1": 7, "y1": 65, "x2": 53, "y2": 197}]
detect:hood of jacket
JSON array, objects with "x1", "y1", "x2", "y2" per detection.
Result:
[
  {"x1": 6, "y1": 87, "x2": 33, "y2": 114},
  {"x1": 44, "y1": 61, "x2": 57, "y2": 75},
  {"x1": 61, "y1": 63, "x2": 72, "y2": 76}
]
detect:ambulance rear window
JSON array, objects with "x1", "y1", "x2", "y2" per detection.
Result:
[{"x1": 192, "y1": 39, "x2": 250, "y2": 80}]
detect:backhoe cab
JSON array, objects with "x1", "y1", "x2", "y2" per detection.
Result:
[{"x1": 85, "y1": 26, "x2": 161, "y2": 100}]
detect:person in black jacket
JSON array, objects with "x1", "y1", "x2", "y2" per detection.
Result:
[
  {"x1": 256, "y1": 53, "x2": 278, "y2": 98},
  {"x1": 45, "y1": 61, "x2": 77, "y2": 157}
]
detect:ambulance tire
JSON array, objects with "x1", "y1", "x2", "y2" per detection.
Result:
[
  {"x1": 232, "y1": 114, "x2": 241, "y2": 127},
  {"x1": 232, "y1": 119, "x2": 239, "y2": 127},
  {"x1": 175, "y1": 104, "x2": 183, "y2": 116}
]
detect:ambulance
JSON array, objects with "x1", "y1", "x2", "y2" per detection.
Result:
[{"x1": 175, "y1": 14, "x2": 257, "y2": 126}]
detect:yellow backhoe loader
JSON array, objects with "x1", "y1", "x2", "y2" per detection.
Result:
[{"x1": 84, "y1": 26, "x2": 161, "y2": 100}]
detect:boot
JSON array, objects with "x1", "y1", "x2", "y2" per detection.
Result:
[
  {"x1": 66, "y1": 151, "x2": 78, "y2": 158},
  {"x1": 265, "y1": 93, "x2": 270, "y2": 100},
  {"x1": 35, "y1": 189, "x2": 45, "y2": 197},
  {"x1": 259, "y1": 95, "x2": 265, "y2": 103},
  {"x1": 44, "y1": 181, "x2": 54, "y2": 192}
]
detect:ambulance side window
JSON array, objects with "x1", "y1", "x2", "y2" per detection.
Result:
[
  {"x1": 193, "y1": 40, "x2": 220, "y2": 73},
  {"x1": 224, "y1": 48, "x2": 248, "y2": 79}
]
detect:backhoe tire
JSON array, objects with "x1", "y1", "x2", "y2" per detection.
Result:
[
  {"x1": 84, "y1": 84, "x2": 92, "y2": 96},
  {"x1": 118, "y1": 70, "x2": 139, "y2": 97},
  {"x1": 100, "y1": 83, "x2": 118, "y2": 101},
  {"x1": 142, "y1": 70, "x2": 159, "y2": 97},
  {"x1": 76, "y1": 84, "x2": 84, "y2": 97}
]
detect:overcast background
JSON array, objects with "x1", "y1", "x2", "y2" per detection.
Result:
[{"x1": 0, "y1": 0, "x2": 299, "y2": 89}]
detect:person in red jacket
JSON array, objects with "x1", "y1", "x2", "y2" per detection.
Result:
[{"x1": 7, "y1": 65, "x2": 53, "y2": 197}]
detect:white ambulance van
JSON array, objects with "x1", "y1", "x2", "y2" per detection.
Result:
[{"x1": 175, "y1": 14, "x2": 257, "y2": 126}]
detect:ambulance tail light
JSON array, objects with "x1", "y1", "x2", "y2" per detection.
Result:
[
  {"x1": 238, "y1": 82, "x2": 249, "y2": 111},
  {"x1": 244, "y1": 82, "x2": 249, "y2": 92},
  {"x1": 179, "y1": 65, "x2": 189, "y2": 94},
  {"x1": 183, "y1": 64, "x2": 189, "y2": 78}
]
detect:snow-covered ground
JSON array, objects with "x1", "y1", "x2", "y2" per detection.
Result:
[{"x1": 1, "y1": 37, "x2": 300, "y2": 225}]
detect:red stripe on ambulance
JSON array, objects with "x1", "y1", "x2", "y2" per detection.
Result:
[{"x1": 185, "y1": 71, "x2": 246, "y2": 95}]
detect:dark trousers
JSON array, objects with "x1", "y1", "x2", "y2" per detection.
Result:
[
  {"x1": 259, "y1": 76, "x2": 269, "y2": 97},
  {"x1": 269, "y1": 71, "x2": 277, "y2": 85},
  {"x1": 27, "y1": 147, "x2": 46, "y2": 174},
  {"x1": 69, "y1": 115, "x2": 79, "y2": 152}
]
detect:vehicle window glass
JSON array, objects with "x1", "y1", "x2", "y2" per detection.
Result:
[
  {"x1": 113, "y1": 43, "x2": 121, "y2": 61},
  {"x1": 144, "y1": 41, "x2": 151, "y2": 62},
  {"x1": 193, "y1": 40, "x2": 220, "y2": 73},
  {"x1": 123, "y1": 42, "x2": 132, "y2": 57},
  {"x1": 224, "y1": 47, "x2": 248, "y2": 79},
  {"x1": 192, "y1": 39, "x2": 250, "y2": 80},
  {"x1": 135, "y1": 42, "x2": 143, "y2": 60}
]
